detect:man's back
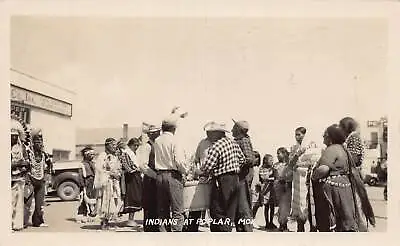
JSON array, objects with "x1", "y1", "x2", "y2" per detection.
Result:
[
  {"x1": 202, "y1": 137, "x2": 245, "y2": 177},
  {"x1": 154, "y1": 132, "x2": 187, "y2": 173},
  {"x1": 195, "y1": 138, "x2": 213, "y2": 166}
]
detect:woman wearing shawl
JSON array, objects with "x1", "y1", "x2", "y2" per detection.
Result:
[
  {"x1": 339, "y1": 117, "x2": 375, "y2": 231},
  {"x1": 76, "y1": 146, "x2": 97, "y2": 223},
  {"x1": 94, "y1": 138, "x2": 122, "y2": 230},
  {"x1": 311, "y1": 124, "x2": 359, "y2": 231},
  {"x1": 289, "y1": 127, "x2": 321, "y2": 232},
  {"x1": 116, "y1": 138, "x2": 143, "y2": 227}
]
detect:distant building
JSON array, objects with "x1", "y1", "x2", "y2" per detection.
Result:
[
  {"x1": 10, "y1": 69, "x2": 76, "y2": 161},
  {"x1": 363, "y1": 117, "x2": 387, "y2": 156},
  {"x1": 75, "y1": 125, "x2": 142, "y2": 159}
]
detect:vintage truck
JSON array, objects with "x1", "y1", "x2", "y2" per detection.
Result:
[{"x1": 47, "y1": 160, "x2": 82, "y2": 201}]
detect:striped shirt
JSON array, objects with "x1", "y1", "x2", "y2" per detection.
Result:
[{"x1": 201, "y1": 137, "x2": 245, "y2": 177}]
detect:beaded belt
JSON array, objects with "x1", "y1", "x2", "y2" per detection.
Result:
[{"x1": 319, "y1": 175, "x2": 351, "y2": 187}]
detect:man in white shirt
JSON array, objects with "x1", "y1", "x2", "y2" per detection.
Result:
[{"x1": 153, "y1": 115, "x2": 189, "y2": 232}]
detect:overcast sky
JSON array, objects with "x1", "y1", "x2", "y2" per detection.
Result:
[{"x1": 10, "y1": 17, "x2": 388, "y2": 156}]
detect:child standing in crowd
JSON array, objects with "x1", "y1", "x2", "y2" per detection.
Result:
[
  {"x1": 274, "y1": 147, "x2": 292, "y2": 232},
  {"x1": 252, "y1": 154, "x2": 277, "y2": 230}
]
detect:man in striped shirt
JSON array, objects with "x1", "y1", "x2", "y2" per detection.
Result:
[{"x1": 198, "y1": 122, "x2": 246, "y2": 232}]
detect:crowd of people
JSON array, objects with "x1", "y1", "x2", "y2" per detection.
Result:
[{"x1": 11, "y1": 107, "x2": 378, "y2": 232}]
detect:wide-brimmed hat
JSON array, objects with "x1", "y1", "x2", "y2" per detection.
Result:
[
  {"x1": 205, "y1": 122, "x2": 229, "y2": 132},
  {"x1": 162, "y1": 106, "x2": 188, "y2": 127},
  {"x1": 162, "y1": 115, "x2": 179, "y2": 127},
  {"x1": 232, "y1": 119, "x2": 249, "y2": 130}
]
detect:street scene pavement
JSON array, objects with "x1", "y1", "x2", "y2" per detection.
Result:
[{"x1": 18, "y1": 185, "x2": 387, "y2": 233}]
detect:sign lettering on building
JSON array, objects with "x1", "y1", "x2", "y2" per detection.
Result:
[{"x1": 10, "y1": 85, "x2": 72, "y2": 117}]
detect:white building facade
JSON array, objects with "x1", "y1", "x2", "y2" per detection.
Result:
[{"x1": 10, "y1": 69, "x2": 76, "y2": 161}]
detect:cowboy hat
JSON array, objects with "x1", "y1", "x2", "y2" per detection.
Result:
[
  {"x1": 232, "y1": 119, "x2": 250, "y2": 130},
  {"x1": 205, "y1": 122, "x2": 229, "y2": 132}
]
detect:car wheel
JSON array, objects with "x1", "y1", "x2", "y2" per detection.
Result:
[
  {"x1": 57, "y1": 181, "x2": 79, "y2": 201},
  {"x1": 368, "y1": 178, "x2": 378, "y2": 186}
]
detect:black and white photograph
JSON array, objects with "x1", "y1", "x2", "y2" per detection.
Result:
[{"x1": 4, "y1": 1, "x2": 398, "y2": 239}]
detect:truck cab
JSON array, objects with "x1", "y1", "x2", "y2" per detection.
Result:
[{"x1": 48, "y1": 160, "x2": 82, "y2": 201}]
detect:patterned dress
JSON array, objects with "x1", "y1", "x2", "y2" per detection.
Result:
[
  {"x1": 290, "y1": 141, "x2": 321, "y2": 223},
  {"x1": 344, "y1": 131, "x2": 370, "y2": 231},
  {"x1": 94, "y1": 152, "x2": 122, "y2": 221},
  {"x1": 344, "y1": 132, "x2": 365, "y2": 167},
  {"x1": 77, "y1": 160, "x2": 97, "y2": 217},
  {"x1": 312, "y1": 144, "x2": 358, "y2": 232},
  {"x1": 118, "y1": 149, "x2": 142, "y2": 213}
]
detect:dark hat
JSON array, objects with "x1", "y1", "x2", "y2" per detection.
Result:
[
  {"x1": 31, "y1": 128, "x2": 43, "y2": 141},
  {"x1": 81, "y1": 145, "x2": 94, "y2": 156}
]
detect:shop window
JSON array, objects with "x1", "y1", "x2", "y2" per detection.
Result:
[
  {"x1": 11, "y1": 104, "x2": 31, "y2": 124},
  {"x1": 52, "y1": 150, "x2": 70, "y2": 161}
]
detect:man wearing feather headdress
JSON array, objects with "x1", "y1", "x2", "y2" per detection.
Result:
[{"x1": 11, "y1": 115, "x2": 31, "y2": 230}]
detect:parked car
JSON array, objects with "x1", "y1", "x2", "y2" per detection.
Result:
[
  {"x1": 363, "y1": 158, "x2": 387, "y2": 186},
  {"x1": 48, "y1": 160, "x2": 82, "y2": 201}
]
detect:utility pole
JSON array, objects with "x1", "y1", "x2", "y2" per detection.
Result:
[{"x1": 123, "y1": 123, "x2": 128, "y2": 142}]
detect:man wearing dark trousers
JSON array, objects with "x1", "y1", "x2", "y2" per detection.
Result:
[
  {"x1": 153, "y1": 116, "x2": 189, "y2": 232},
  {"x1": 137, "y1": 126, "x2": 161, "y2": 232},
  {"x1": 197, "y1": 122, "x2": 246, "y2": 232},
  {"x1": 24, "y1": 129, "x2": 52, "y2": 228},
  {"x1": 232, "y1": 120, "x2": 256, "y2": 232},
  {"x1": 184, "y1": 122, "x2": 215, "y2": 232}
]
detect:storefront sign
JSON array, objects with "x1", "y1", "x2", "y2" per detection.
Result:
[{"x1": 10, "y1": 85, "x2": 72, "y2": 117}]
